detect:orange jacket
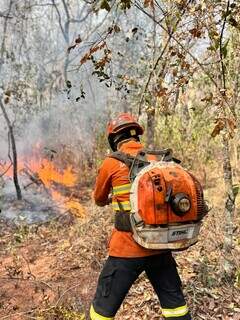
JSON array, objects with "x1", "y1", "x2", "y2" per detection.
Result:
[{"x1": 94, "y1": 140, "x2": 162, "y2": 258}]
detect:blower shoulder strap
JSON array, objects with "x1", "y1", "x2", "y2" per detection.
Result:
[
  {"x1": 109, "y1": 149, "x2": 181, "y2": 165},
  {"x1": 109, "y1": 151, "x2": 135, "y2": 168},
  {"x1": 109, "y1": 149, "x2": 181, "y2": 168},
  {"x1": 144, "y1": 148, "x2": 181, "y2": 164},
  {"x1": 109, "y1": 149, "x2": 181, "y2": 182},
  {"x1": 109, "y1": 151, "x2": 150, "y2": 181}
]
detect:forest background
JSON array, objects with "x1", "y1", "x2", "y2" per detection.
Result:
[{"x1": 0, "y1": 0, "x2": 240, "y2": 319}]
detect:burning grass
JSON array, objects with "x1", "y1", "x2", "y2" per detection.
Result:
[{"x1": 0, "y1": 143, "x2": 91, "y2": 223}]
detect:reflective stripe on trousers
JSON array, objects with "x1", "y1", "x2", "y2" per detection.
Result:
[
  {"x1": 162, "y1": 304, "x2": 189, "y2": 318},
  {"x1": 90, "y1": 303, "x2": 189, "y2": 319},
  {"x1": 90, "y1": 305, "x2": 114, "y2": 320}
]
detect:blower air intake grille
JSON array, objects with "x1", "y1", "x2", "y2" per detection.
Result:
[{"x1": 188, "y1": 173, "x2": 206, "y2": 217}]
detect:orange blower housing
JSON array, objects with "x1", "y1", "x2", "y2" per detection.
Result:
[
  {"x1": 134, "y1": 164, "x2": 204, "y2": 225},
  {"x1": 110, "y1": 149, "x2": 209, "y2": 250}
]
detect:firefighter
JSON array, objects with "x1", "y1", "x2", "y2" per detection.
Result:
[{"x1": 90, "y1": 113, "x2": 191, "y2": 320}]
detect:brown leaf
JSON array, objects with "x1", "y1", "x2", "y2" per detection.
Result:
[
  {"x1": 75, "y1": 35, "x2": 82, "y2": 44},
  {"x1": 189, "y1": 28, "x2": 202, "y2": 38},
  {"x1": 178, "y1": 76, "x2": 189, "y2": 86},
  {"x1": 90, "y1": 45, "x2": 100, "y2": 55},
  {"x1": 68, "y1": 36, "x2": 82, "y2": 53},
  {"x1": 114, "y1": 25, "x2": 121, "y2": 33},
  {"x1": 4, "y1": 96, "x2": 10, "y2": 104},
  {"x1": 211, "y1": 119, "x2": 225, "y2": 138},
  {"x1": 172, "y1": 68, "x2": 178, "y2": 77},
  {"x1": 99, "y1": 42, "x2": 106, "y2": 50},
  {"x1": 229, "y1": 17, "x2": 239, "y2": 29},
  {"x1": 80, "y1": 53, "x2": 90, "y2": 65},
  {"x1": 177, "y1": 52, "x2": 185, "y2": 59},
  {"x1": 144, "y1": 0, "x2": 154, "y2": 8},
  {"x1": 67, "y1": 44, "x2": 77, "y2": 53},
  {"x1": 181, "y1": 61, "x2": 190, "y2": 70},
  {"x1": 227, "y1": 118, "x2": 237, "y2": 132},
  {"x1": 155, "y1": 87, "x2": 168, "y2": 97},
  {"x1": 201, "y1": 92, "x2": 213, "y2": 102}
]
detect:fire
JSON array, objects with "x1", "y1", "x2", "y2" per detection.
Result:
[
  {"x1": 0, "y1": 149, "x2": 85, "y2": 217},
  {"x1": 32, "y1": 159, "x2": 76, "y2": 188}
]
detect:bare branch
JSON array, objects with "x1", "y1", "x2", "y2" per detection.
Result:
[
  {"x1": 0, "y1": 11, "x2": 13, "y2": 19},
  {"x1": 0, "y1": 0, "x2": 14, "y2": 75},
  {"x1": 61, "y1": 0, "x2": 70, "y2": 21},
  {"x1": 0, "y1": 98, "x2": 22, "y2": 200},
  {"x1": 137, "y1": 1, "x2": 189, "y2": 116},
  {"x1": 220, "y1": 0, "x2": 230, "y2": 91},
  {"x1": 138, "y1": 36, "x2": 172, "y2": 116},
  {"x1": 25, "y1": 3, "x2": 59, "y2": 9},
  {"x1": 134, "y1": 0, "x2": 235, "y2": 117},
  {"x1": 51, "y1": 0, "x2": 67, "y2": 42},
  {"x1": 0, "y1": 162, "x2": 12, "y2": 178}
]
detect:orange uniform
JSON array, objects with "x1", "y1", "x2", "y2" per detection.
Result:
[{"x1": 94, "y1": 140, "x2": 161, "y2": 258}]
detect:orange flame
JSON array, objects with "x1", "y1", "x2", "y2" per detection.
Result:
[{"x1": 0, "y1": 151, "x2": 85, "y2": 217}]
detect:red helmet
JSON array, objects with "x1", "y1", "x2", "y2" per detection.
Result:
[{"x1": 107, "y1": 113, "x2": 144, "y2": 151}]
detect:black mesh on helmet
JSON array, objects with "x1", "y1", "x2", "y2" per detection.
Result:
[{"x1": 108, "y1": 128, "x2": 140, "y2": 151}]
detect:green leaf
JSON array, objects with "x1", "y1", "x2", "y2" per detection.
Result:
[
  {"x1": 100, "y1": 0, "x2": 111, "y2": 11},
  {"x1": 233, "y1": 184, "x2": 240, "y2": 198},
  {"x1": 222, "y1": 39, "x2": 229, "y2": 58}
]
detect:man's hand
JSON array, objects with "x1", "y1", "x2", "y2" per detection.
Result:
[
  {"x1": 106, "y1": 194, "x2": 113, "y2": 205},
  {"x1": 95, "y1": 194, "x2": 112, "y2": 207}
]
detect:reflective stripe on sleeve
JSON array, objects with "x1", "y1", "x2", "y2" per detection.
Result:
[
  {"x1": 112, "y1": 201, "x2": 131, "y2": 211},
  {"x1": 162, "y1": 305, "x2": 189, "y2": 318},
  {"x1": 90, "y1": 305, "x2": 114, "y2": 320},
  {"x1": 112, "y1": 183, "x2": 131, "y2": 195}
]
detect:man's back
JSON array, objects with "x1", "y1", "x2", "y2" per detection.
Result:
[{"x1": 94, "y1": 140, "x2": 162, "y2": 257}]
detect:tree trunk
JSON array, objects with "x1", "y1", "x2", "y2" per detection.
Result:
[
  {"x1": 221, "y1": 133, "x2": 235, "y2": 277},
  {"x1": 0, "y1": 99, "x2": 22, "y2": 200},
  {"x1": 147, "y1": 109, "x2": 155, "y2": 149},
  {"x1": 0, "y1": 177, "x2": 3, "y2": 213}
]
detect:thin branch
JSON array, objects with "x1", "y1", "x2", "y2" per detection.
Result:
[
  {"x1": 138, "y1": 36, "x2": 172, "y2": 116},
  {"x1": 219, "y1": 0, "x2": 230, "y2": 91},
  {"x1": 8, "y1": 131, "x2": 13, "y2": 163},
  {"x1": 0, "y1": 12, "x2": 13, "y2": 19},
  {"x1": 25, "y1": 3, "x2": 59, "y2": 9},
  {"x1": 0, "y1": 98, "x2": 22, "y2": 200},
  {"x1": 54, "y1": 283, "x2": 82, "y2": 306},
  {"x1": 154, "y1": 0, "x2": 167, "y2": 15},
  {"x1": 137, "y1": 0, "x2": 189, "y2": 116},
  {"x1": 0, "y1": 0, "x2": 13, "y2": 75},
  {"x1": 51, "y1": 0, "x2": 67, "y2": 42},
  {"x1": 0, "y1": 276, "x2": 54, "y2": 291},
  {"x1": 134, "y1": 1, "x2": 235, "y2": 117},
  {"x1": 134, "y1": 2, "x2": 218, "y2": 89},
  {"x1": 61, "y1": 0, "x2": 70, "y2": 21},
  {"x1": 0, "y1": 162, "x2": 12, "y2": 178}
]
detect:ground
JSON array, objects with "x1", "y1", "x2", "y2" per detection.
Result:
[{"x1": 0, "y1": 183, "x2": 239, "y2": 320}]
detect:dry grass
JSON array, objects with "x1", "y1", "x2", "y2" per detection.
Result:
[{"x1": 0, "y1": 171, "x2": 239, "y2": 320}]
